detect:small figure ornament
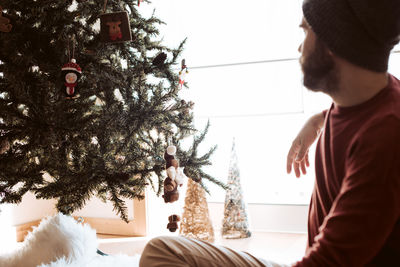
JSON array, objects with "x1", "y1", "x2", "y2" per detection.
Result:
[
  {"x1": 167, "y1": 214, "x2": 181, "y2": 232},
  {"x1": 179, "y1": 59, "x2": 189, "y2": 88},
  {"x1": 61, "y1": 59, "x2": 82, "y2": 99},
  {"x1": 162, "y1": 145, "x2": 187, "y2": 203}
]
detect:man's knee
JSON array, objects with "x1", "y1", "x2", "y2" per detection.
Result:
[
  {"x1": 142, "y1": 236, "x2": 165, "y2": 255},
  {"x1": 140, "y1": 236, "x2": 182, "y2": 266},
  {"x1": 144, "y1": 236, "x2": 178, "y2": 251}
]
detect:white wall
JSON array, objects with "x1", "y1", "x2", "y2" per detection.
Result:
[
  {"x1": 11, "y1": 192, "x2": 56, "y2": 225},
  {"x1": 72, "y1": 197, "x2": 134, "y2": 221},
  {"x1": 9, "y1": 191, "x2": 134, "y2": 226},
  {"x1": 208, "y1": 202, "x2": 308, "y2": 234}
]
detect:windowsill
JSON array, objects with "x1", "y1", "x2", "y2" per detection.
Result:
[
  {"x1": 208, "y1": 201, "x2": 309, "y2": 206},
  {"x1": 97, "y1": 231, "x2": 307, "y2": 265}
]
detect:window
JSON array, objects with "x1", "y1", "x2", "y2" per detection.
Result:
[{"x1": 141, "y1": 1, "x2": 400, "y2": 204}]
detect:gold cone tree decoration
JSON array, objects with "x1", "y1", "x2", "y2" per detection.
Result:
[{"x1": 179, "y1": 178, "x2": 215, "y2": 243}]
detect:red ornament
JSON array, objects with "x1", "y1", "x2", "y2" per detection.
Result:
[{"x1": 100, "y1": 12, "x2": 132, "y2": 43}]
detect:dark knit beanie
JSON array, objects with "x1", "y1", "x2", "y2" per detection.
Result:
[{"x1": 303, "y1": 0, "x2": 400, "y2": 72}]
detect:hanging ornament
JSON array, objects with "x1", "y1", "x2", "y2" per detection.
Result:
[
  {"x1": 144, "y1": 52, "x2": 167, "y2": 74},
  {"x1": 166, "y1": 214, "x2": 180, "y2": 232},
  {"x1": 0, "y1": 6, "x2": 12, "y2": 32},
  {"x1": 61, "y1": 59, "x2": 82, "y2": 99},
  {"x1": 61, "y1": 37, "x2": 82, "y2": 99},
  {"x1": 179, "y1": 59, "x2": 189, "y2": 89},
  {"x1": 152, "y1": 52, "x2": 167, "y2": 68},
  {"x1": 0, "y1": 139, "x2": 10, "y2": 154},
  {"x1": 100, "y1": 0, "x2": 132, "y2": 43},
  {"x1": 162, "y1": 145, "x2": 187, "y2": 203}
]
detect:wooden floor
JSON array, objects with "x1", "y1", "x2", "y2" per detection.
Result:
[{"x1": 98, "y1": 231, "x2": 307, "y2": 265}]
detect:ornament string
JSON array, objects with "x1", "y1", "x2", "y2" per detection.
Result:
[
  {"x1": 67, "y1": 37, "x2": 76, "y2": 62},
  {"x1": 72, "y1": 36, "x2": 75, "y2": 60},
  {"x1": 168, "y1": 136, "x2": 173, "y2": 146},
  {"x1": 103, "y1": 0, "x2": 108, "y2": 13},
  {"x1": 67, "y1": 39, "x2": 71, "y2": 62}
]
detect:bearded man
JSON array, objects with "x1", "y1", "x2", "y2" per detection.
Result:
[{"x1": 139, "y1": 0, "x2": 400, "y2": 266}]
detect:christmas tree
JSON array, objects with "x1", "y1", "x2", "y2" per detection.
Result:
[
  {"x1": 222, "y1": 138, "x2": 251, "y2": 239},
  {"x1": 0, "y1": 1, "x2": 225, "y2": 222},
  {"x1": 180, "y1": 178, "x2": 214, "y2": 243}
]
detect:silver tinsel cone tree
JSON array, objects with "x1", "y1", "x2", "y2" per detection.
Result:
[
  {"x1": 222, "y1": 139, "x2": 251, "y2": 239},
  {"x1": 0, "y1": 1, "x2": 225, "y2": 221}
]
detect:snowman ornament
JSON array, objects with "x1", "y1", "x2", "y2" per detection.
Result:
[{"x1": 61, "y1": 59, "x2": 82, "y2": 99}]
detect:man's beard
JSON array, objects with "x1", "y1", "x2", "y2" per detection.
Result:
[{"x1": 300, "y1": 38, "x2": 338, "y2": 94}]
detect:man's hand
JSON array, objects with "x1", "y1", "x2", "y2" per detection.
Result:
[{"x1": 287, "y1": 112, "x2": 325, "y2": 178}]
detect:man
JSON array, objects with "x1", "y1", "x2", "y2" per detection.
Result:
[
  {"x1": 140, "y1": 0, "x2": 400, "y2": 266},
  {"x1": 286, "y1": 0, "x2": 400, "y2": 265}
]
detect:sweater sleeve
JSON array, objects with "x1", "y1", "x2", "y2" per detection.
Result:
[
  {"x1": 293, "y1": 117, "x2": 400, "y2": 267},
  {"x1": 322, "y1": 109, "x2": 329, "y2": 118}
]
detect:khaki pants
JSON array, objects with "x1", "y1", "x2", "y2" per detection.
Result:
[{"x1": 139, "y1": 236, "x2": 289, "y2": 267}]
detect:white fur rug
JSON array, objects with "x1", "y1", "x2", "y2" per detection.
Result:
[{"x1": 0, "y1": 213, "x2": 141, "y2": 267}]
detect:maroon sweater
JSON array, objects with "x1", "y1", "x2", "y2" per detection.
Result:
[{"x1": 294, "y1": 75, "x2": 400, "y2": 267}]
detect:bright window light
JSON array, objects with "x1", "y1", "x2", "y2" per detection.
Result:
[{"x1": 142, "y1": 0, "x2": 400, "y2": 204}]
